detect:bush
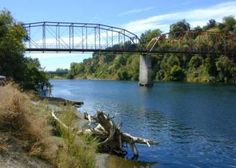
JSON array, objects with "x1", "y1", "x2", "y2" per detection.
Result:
[
  {"x1": 188, "y1": 55, "x2": 203, "y2": 69},
  {"x1": 170, "y1": 65, "x2": 185, "y2": 81}
]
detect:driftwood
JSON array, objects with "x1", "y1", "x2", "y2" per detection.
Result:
[
  {"x1": 51, "y1": 111, "x2": 157, "y2": 158},
  {"x1": 83, "y1": 111, "x2": 158, "y2": 157}
]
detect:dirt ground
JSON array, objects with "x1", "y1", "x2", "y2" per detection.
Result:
[{"x1": 0, "y1": 133, "x2": 52, "y2": 168}]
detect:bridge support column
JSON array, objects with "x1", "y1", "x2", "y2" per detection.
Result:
[{"x1": 139, "y1": 54, "x2": 153, "y2": 87}]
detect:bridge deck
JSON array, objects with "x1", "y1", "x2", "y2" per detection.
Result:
[{"x1": 25, "y1": 48, "x2": 236, "y2": 55}]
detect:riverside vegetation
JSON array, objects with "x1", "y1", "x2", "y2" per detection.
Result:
[
  {"x1": 0, "y1": 83, "x2": 97, "y2": 168},
  {"x1": 63, "y1": 17, "x2": 236, "y2": 84},
  {"x1": 0, "y1": 10, "x2": 50, "y2": 91}
]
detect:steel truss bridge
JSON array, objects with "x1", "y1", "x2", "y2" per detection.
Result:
[{"x1": 23, "y1": 21, "x2": 236, "y2": 55}]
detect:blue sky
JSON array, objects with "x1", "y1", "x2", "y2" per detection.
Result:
[{"x1": 1, "y1": 0, "x2": 236, "y2": 70}]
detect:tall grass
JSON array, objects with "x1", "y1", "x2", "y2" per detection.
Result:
[
  {"x1": 56, "y1": 106, "x2": 97, "y2": 168},
  {"x1": 0, "y1": 83, "x2": 97, "y2": 168},
  {"x1": 0, "y1": 83, "x2": 55, "y2": 161}
]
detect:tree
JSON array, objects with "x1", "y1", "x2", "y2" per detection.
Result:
[
  {"x1": 0, "y1": 10, "x2": 26, "y2": 82},
  {"x1": 170, "y1": 65, "x2": 185, "y2": 81},
  {"x1": 140, "y1": 29, "x2": 162, "y2": 45},
  {"x1": 203, "y1": 19, "x2": 217, "y2": 30},
  {"x1": 22, "y1": 58, "x2": 50, "y2": 90},
  {"x1": 204, "y1": 57, "x2": 217, "y2": 77},
  {"x1": 216, "y1": 56, "x2": 233, "y2": 82},
  {"x1": 169, "y1": 19, "x2": 190, "y2": 38},
  {"x1": 0, "y1": 10, "x2": 49, "y2": 91},
  {"x1": 222, "y1": 16, "x2": 236, "y2": 33},
  {"x1": 194, "y1": 26, "x2": 203, "y2": 31},
  {"x1": 188, "y1": 55, "x2": 203, "y2": 69}
]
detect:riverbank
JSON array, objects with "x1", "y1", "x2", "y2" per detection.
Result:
[
  {"x1": 0, "y1": 83, "x2": 152, "y2": 168},
  {"x1": 0, "y1": 83, "x2": 97, "y2": 168}
]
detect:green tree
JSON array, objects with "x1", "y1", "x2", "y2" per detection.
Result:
[
  {"x1": 170, "y1": 65, "x2": 185, "y2": 81},
  {"x1": 117, "y1": 69, "x2": 130, "y2": 80},
  {"x1": 203, "y1": 19, "x2": 217, "y2": 30},
  {"x1": 140, "y1": 29, "x2": 162, "y2": 45},
  {"x1": 188, "y1": 55, "x2": 203, "y2": 69},
  {"x1": 22, "y1": 58, "x2": 50, "y2": 90},
  {"x1": 216, "y1": 56, "x2": 233, "y2": 82},
  {"x1": 0, "y1": 10, "x2": 26, "y2": 82},
  {"x1": 169, "y1": 19, "x2": 190, "y2": 38},
  {"x1": 0, "y1": 10, "x2": 49, "y2": 91},
  {"x1": 221, "y1": 16, "x2": 236, "y2": 33}
]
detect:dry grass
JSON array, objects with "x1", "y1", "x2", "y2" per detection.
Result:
[
  {"x1": 0, "y1": 142, "x2": 8, "y2": 152},
  {"x1": 0, "y1": 83, "x2": 55, "y2": 162},
  {"x1": 0, "y1": 83, "x2": 97, "y2": 168}
]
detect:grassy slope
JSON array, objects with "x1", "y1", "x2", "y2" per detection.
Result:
[{"x1": 0, "y1": 83, "x2": 96, "y2": 168}]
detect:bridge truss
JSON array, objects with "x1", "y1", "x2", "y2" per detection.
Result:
[
  {"x1": 23, "y1": 21, "x2": 140, "y2": 52},
  {"x1": 23, "y1": 22, "x2": 236, "y2": 55}
]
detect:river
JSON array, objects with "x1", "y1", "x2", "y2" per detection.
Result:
[{"x1": 50, "y1": 80, "x2": 236, "y2": 168}]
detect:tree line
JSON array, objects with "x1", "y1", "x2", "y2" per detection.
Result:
[{"x1": 67, "y1": 16, "x2": 236, "y2": 84}]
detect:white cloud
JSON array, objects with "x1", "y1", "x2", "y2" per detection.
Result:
[
  {"x1": 118, "y1": 7, "x2": 155, "y2": 16},
  {"x1": 124, "y1": 1, "x2": 236, "y2": 34}
]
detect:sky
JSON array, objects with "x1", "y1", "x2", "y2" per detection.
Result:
[{"x1": 1, "y1": 0, "x2": 236, "y2": 70}]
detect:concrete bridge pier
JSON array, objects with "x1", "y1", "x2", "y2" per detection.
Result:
[{"x1": 139, "y1": 54, "x2": 153, "y2": 87}]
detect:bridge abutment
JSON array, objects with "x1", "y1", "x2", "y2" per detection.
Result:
[{"x1": 139, "y1": 54, "x2": 153, "y2": 87}]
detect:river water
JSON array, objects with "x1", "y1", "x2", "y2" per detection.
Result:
[{"x1": 50, "y1": 80, "x2": 236, "y2": 168}]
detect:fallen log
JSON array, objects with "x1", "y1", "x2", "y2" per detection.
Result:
[
  {"x1": 51, "y1": 110, "x2": 158, "y2": 158},
  {"x1": 84, "y1": 111, "x2": 158, "y2": 157}
]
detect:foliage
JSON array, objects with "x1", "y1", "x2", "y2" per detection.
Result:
[
  {"x1": 0, "y1": 10, "x2": 49, "y2": 91},
  {"x1": 140, "y1": 29, "x2": 162, "y2": 45},
  {"x1": 203, "y1": 19, "x2": 217, "y2": 30},
  {"x1": 47, "y1": 68, "x2": 69, "y2": 79},
  {"x1": 219, "y1": 16, "x2": 236, "y2": 33},
  {"x1": 170, "y1": 19, "x2": 190, "y2": 38},
  {"x1": 170, "y1": 65, "x2": 185, "y2": 81},
  {"x1": 216, "y1": 56, "x2": 234, "y2": 83},
  {"x1": 188, "y1": 55, "x2": 203, "y2": 69}
]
